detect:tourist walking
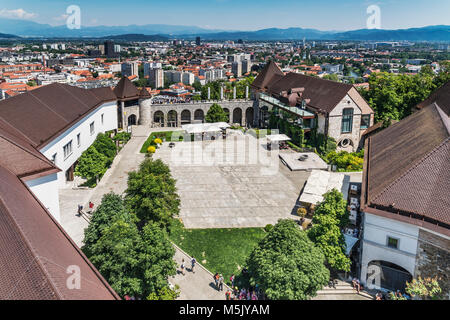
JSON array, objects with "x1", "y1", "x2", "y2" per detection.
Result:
[
  {"x1": 218, "y1": 274, "x2": 224, "y2": 291},
  {"x1": 214, "y1": 273, "x2": 219, "y2": 289},
  {"x1": 230, "y1": 274, "x2": 235, "y2": 287},
  {"x1": 180, "y1": 259, "x2": 185, "y2": 276},
  {"x1": 191, "y1": 257, "x2": 196, "y2": 273},
  {"x1": 77, "y1": 204, "x2": 83, "y2": 216}
]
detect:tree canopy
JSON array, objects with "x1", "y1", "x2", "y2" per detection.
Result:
[
  {"x1": 361, "y1": 65, "x2": 449, "y2": 123},
  {"x1": 92, "y1": 133, "x2": 117, "y2": 166},
  {"x1": 308, "y1": 189, "x2": 351, "y2": 272},
  {"x1": 74, "y1": 145, "x2": 108, "y2": 182},
  {"x1": 205, "y1": 103, "x2": 228, "y2": 123},
  {"x1": 247, "y1": 219, "x2": 329, "y2": 300},
  {"x1": 125, "y1": 158, "x2": 180, "y2": 228},
  {"x1": 82, "y1": 193, "x2": 176, "y2": 299}
]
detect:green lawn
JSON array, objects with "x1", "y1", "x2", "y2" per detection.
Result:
[
  {"x1": 140, "y1": 131, "x2": 184, "y2": 153},
  {"x1": 169, "y1": 221, "x2": 266, "y2": 285}
]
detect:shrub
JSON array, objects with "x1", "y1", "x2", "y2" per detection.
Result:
[
  {"x1": 147, "y1": 146, "x2": 156, "y2": 154},
  {"x1": 297, "y1": 207, "x2": 307, "y2": 217},
  {"x1": 325, "y1": 150, "x2": 364, "y2": 172},
  {"x1": 74, "y1": 146, "x2": 108, "y2": 184},
  {"x1": 264, "y1": 224, "x2": 274, "y2": 232},
  {"x1": 92, "y1": 133, "x2": 117, "y2": 166}
]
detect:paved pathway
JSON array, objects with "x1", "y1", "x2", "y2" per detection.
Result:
[
  {"x1": 170, "y1": 244, "x2": 229, "y2": 300},
  {"x1": 59, "y1": 126, "x2": 226, "y2": 299}
]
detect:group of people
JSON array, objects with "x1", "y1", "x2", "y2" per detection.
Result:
[
  {"x1": 179, "y1": 257, "x2": 196, "y2": 275},
  {"x1": 77, "y1": 201, "x2": 94, "y2": 216},
  {"x1": 225, "y1": 286, "x2": 263, "y2": 300},
  {"x1": 352, "y1": 277, "x2": 363, "y2": 293}
]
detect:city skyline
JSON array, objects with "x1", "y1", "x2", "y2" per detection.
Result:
[{"x1": 1, "y1": 0, "x2": 450, "y2": 31}]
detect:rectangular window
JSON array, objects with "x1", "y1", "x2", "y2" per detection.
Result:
[
  {"x1": 63, "y1": 141, "x2": 73, "y2": 159},
  {"x1": 51, "y1": 153, "x2": 57, "y2": 164},
  {"x1": 101, "y1": 114, "x2": 104, "y2": 125},
  {"x1": 387, "y1": 236, "x2": 399, "y2": 249},
  {"x1": 90, "y1": 121, "x2": 95, "y2": 135},
  {"x1": 361, "y1": 114, "x2": 371, "y2": 129},
  {"x1": 341, "y1": 108, "x2": 354, "y2": 133},
  {"x1": 77, "y1": 133, "x2": 81, "y2": 147}
]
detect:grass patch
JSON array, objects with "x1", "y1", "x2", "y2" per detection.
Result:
[
  {"x1": 169, "y1": 220, "x2": 265, "y2": 286},
  {"x1": 140, "y1": 131, "x2": 184, "y2": 153}
]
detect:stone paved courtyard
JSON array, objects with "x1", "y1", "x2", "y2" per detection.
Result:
[{"x1": 154, "y1": 134, "x2": 310, "y2": 229}]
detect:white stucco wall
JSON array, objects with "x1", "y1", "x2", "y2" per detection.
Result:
[
  {"x1": 360, "y1": 212, "x2": 419, "y2": 288},
  {"x1": 39, "y1": 101, "x2": 118, "y2": 186},
  {"x1": 26, "y1": 173, "x2": 60, "y2": 221}
]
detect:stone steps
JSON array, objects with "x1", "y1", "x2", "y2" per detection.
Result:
[{"x1": 316, "y1": 281, "x2": 373, "y2": 299}]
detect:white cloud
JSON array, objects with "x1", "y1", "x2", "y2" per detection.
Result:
[
  {"x1": 0, "y1": 8, "x2": 37, "y2": 20},
  {"x1": 53, "y1": 14, "x2": 69, "y2": 22}
]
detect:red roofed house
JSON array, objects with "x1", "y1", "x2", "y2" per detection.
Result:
[
  {"x1": 252, "y1": 61, "x2": 374, "y2": 151},
  {"x1": 359, "y1": 81, "x2": 450, "y2": 296},
  {"x1": 0, "y1": 92, "x2": 120, "y2": 300}
]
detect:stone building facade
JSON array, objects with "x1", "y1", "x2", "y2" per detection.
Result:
[
  {"x1": 251, "y1": 61, "x2": 374, "y2": 152},
  {"x1": 141, "y1": 100, "x2": 255, "y2": 128},
  {"x1": 415, "y1": 229, "x2": 450, "y2": 298}
]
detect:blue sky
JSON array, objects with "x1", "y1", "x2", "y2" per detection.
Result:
[{"x1": 1, "y1": 0, "x2": 449, "y2": 31}]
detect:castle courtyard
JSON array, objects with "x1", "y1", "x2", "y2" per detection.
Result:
[{"x1": 153, "y1": 133, "x2": 311, "y2": 229}]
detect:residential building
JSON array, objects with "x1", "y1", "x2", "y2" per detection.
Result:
[
  {"x1": 149, "y1": 68, "x2": 164, "y2": 89},
  {"x1": 104, "y1": 40, "x2": 119, "y2": 58},
  {"x1": 0, "y1": 84, "x2": 118, "y2": 220},
  {"x1": 121, "y1": 61, "x2": 139, "y2": 78},
  {"x1": 359, "y1": 81, "x2": 450, "y2": 296},
  {"x1": 0, "y1": 92, "x2": 119, "y2": 301},
  {"x1": 143, "y1": 62, "x2": 162, "y2": 77},
  {"x1": 251, "y1": 61, "x2": 374, "y2": 151},
  {"x1": 242, "y1": 59, "x2": 252, "y2": 74},
  {"x1": 232, "y1": 61, "x2": 242, "y2": 77}
]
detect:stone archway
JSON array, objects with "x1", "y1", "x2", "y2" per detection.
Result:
[
  {"x1": 181, "y1": 109, "x2": 191, "y2": 125},
  {"x1": 233, "y1": 108, "x2": 242, "y2": 126},
  {"x1": 153, "y1": 111, "x2": 164, "y2": 127},
  {"x1": 245, "y1": 107, "x2": 254, "y2": 128},
  {"x1": 167, "y1": 110, "x2": 178, "y2": 127},
  {"x1": 127, "y1": 114, "x2": 137, "y2": 126},
  {"x1": 194, "y1": 109, "x2": 205, "y2": 123},
  {"x1": 367, "y1": 260, "x2": 413, "y2": 292}
]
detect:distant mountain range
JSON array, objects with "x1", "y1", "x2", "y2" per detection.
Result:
[
  {"x1": 100, "y1": 34, "x2": 168, "y2": 42},
  {"x1": 0, "y1": 18, "x2": 225, "y2": 38},
  {"x1": 0, "y1": 32, "x2": 20, "y2": 39},
  {"x1": 0, "y1": 18, "x2": 449, "y2": 41}
]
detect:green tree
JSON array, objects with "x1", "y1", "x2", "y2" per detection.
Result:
[
  {"x1": 404, "y1": 277, "x2": 442, "y2": 300},
  {"x1": 83, "y1": 193, "x2": 134, "y2": 256},
  {"x1": 87, "y1": 219, "x2": 143, "y2": 297},
  {"x1": 125, "y1": 158, "x2": 180, "y2": 228},
  {"x1": 147, "y1": 285, "x2": 180, "y2": 300},
  {"x1": 205, "y1": 103, "x2": 228, "y2": 123},
  {"x1": 361, "y1": 72, "x2": 437, "y2": 123},
  {"x1": 308, "y1": 189, "x2": 351, "y2": 272},
  {"x1": 192, "y1": 81, "x2": 202, "y2": 92},
  {"x1": 247, "y1": 219, "x2": 329, "y2": 300},
  {"x1": 83, "y1": 195, "x2": 177, "y2": 299},
  {"x1": 74, "y1": 146, "x2": 108, "y2": 183},
  {"x1": 138, "y1": 223, "x2": 177, "y2": 295},
  {"x1": 322, "y1": 74, "x2": 340, "y2": 82},
  {"x1": 92, "y1": 133, "x2": 117, "y2": 166}
]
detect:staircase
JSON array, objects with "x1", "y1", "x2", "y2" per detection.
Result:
[{"x1": 314, "y1": 280, "x2": 373, "y2": 300}]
